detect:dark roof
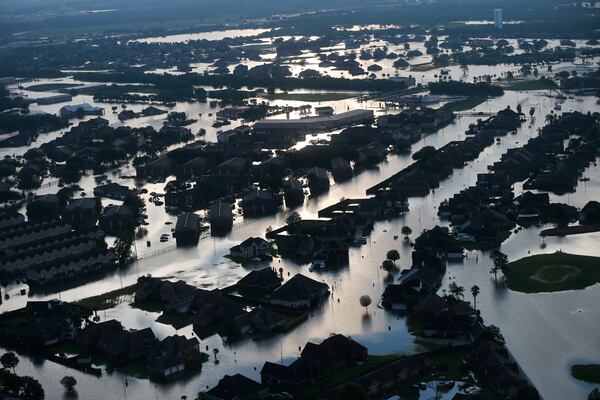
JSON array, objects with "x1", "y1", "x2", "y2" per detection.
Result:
[
  {"x1": 237, "y1": 268, "x2": 281, "y2": 289},
  {"x1": 66, "y1": 197, "x2": 99, "y2": 211},
  {"x1": 175, "y1": 212, "x2": 200, "y2": 231},
  {"x1": 269, "y1": 274, "x2": 329, "y2": 303},
  {"x1": 239, "y1": 237, "x2": 269, "y2": 248},
  {"x1": 300, "y1": 334, "x2": 367, "y2": 367},
  {"x1": 210, "y1": 201, "x2": 233, "y2": 220},
  {"x1": 207, "y1": 374, "x2": 265, "y2": 400},
  {"x1": 102, "y1": 205, "x2": 133, "y2": 218}
]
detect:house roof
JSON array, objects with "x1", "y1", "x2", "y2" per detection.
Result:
[
  {"x1": 300, "y1": 334, "x2": 367, "y2": 367},
  {"x1": 239, "y1": 237, "x2": 269, "y2": 248},
  {"x1": 209, "y1": 201, "x2": 233, "y2": 219},
  {"x1": 102, "y1": 205, "x2": 133, "y2": 218},
  {"x1": 66, "y1": 197, "x2": 99, "y2": 211},
  {"x1": 269, "y1": 274, "x2": 329, "y2": 303},
  {"x1": 207, "y1": 374, "x2": 265, "y2": 400},
  {"x1": 243, "y1": 189, "x2": 274, "y2": 202},
  {"x1": 175, "y1": 212, "x2": 200, "y2": 231},
  {"x1": 237, "y1": 268, "x2": 281, "y2": 289}
]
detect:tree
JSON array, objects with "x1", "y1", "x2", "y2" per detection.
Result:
[
  {"x1": 448, "y1": 282, "x2": 465, "y2": 300},
  {"x1": 589, "y1": 389, "x2": 600, "y2": 400},
  {"x1": 1, "y1": 352, "x2": 18, "y2": 373},
  {"x1": 60, "y1": 376, "x2": 77, "y2": 394},
  {"x1": 19, "y1": 376, "x2": 45, "y2": 400},
  {"x1": 386, "y1": 249, "x2": 400, "y2": 265},
  {"x1": 382, "y1": 259, "x2": 395, "y2": 272},
  {"x1": 359, "y1": 295, "x2": 372, "y2": 313},
  {"x1": 212, "y1": 348, "x2": 219, "y2": 363},
  {"x1": 490, "y1": 250, "x2": 508, "y2": 281},
  {"x1": 112, "y1": 236, "x2": 133, "y2": 266},
  {"x1": 285, "y1": 211, "x2": 301, "y2": 225},
  {"x1": 412, "y1": 146, "x2": 436, "y2": 161},
  {"x1": 471, "y1": 285, "x2": 480, "y2": 311},
  {"x1": 484, "y1": 325, "x2": 505, "y2": 345},
  {"x1": 401, "y1": 226, "x2": 412, "y2": 241}
]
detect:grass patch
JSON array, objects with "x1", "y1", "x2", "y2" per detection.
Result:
[
  {"x1": 427, "y1": 349, "x2": 469, "y2": 381},
  {"x1": 571, "y1": 364, "x2": 600, "y2": 384},
  {"x1": 264, "y1": 92, "x2": 357, "y2": 102},
  {"x1": 47, "y1": 342, "x2": 83, "y2": 355},
  {"x1": 442, "y1": 96, "x2": 486, "y2": 112},
  {"x1": 504, "y1": 252, "x2": 600, "y2": 293},
  {"x1": 298, "y1": 354, "x2": 401, "y2": 399},
  {"x1": 156, "y1": 313, "x2": 192, "y2": 329},
  {"x1": 117, "y1": 360, "x2": 151, "y2": 379},
  {"x1": 74, "y1": 284, "x2": 137, "y2": 311},
  {"x1": 26, "y1": 83, "x2": 77, "y2": 92},
  {"x1": 503, "y1": 79, "x2": 558, "y2": 91}
]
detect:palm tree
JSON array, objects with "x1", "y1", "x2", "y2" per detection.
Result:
[
  {"x1": 359, "y1": 295, "x2": 372, "y2": 314},
  {"x1": 448, "y1": 282, "x2": 465, "y2": 300},
  {"x1": 401, "y1": 226, "x2": 412, "y2": 241},
  {"x1": 471, "y1": 285, "x2": 480, "y2": 311}
]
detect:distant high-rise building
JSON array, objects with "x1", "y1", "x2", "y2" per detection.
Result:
[{"x1": 494, "y1": 9, "x2": 503, "y2": 29}]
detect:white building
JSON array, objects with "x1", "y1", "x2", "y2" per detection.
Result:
[{"x1": 494, "y1": 9, "x2": 503, "y2": 29}]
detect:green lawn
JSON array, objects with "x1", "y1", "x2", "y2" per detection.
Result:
[
  {"x1": 75, "y1": 284, "x2": 137, "y2": 311},
  {"x1": 503, "y1": 79, "x2": 558, "y2": 91},
  {"x1": 26, "y1": 83, "x2": 77, "y2": 92},
  {"x1": 504, "y1": 252, "x2": 600, "y2": 293},
  {"x1": 117, "y1": 360, "x2": 151, "y2": 379},
  {"x1": 442, "y1": 96, "x2": 487, "y2": 112},
  {"x1": 571, "y1": 364, "x2": 600, "y2": 384},
  {"x1": 47, "y1": 342, "x2": 83, "y2": 355},
  {"x1": 156, "y1": 313, "x2": 192, "y2": 329},
  {"x1": 427, "y1": 349, "x2": 469, "y2": 381},
  {"x1": 264, "y1": 92, "x2": 358, "y2": 102},
  {"x1": 298, "y1": 354, "x2": 401, "y2": 399}
]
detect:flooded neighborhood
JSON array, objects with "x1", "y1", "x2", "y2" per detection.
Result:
[{"x1": 0, "y1": 1, "x2": 599, "y2": 399}]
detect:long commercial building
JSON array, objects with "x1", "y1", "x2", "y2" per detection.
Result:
[{"x1": 254, "y1": 109, "x2": 374, "y2": 133}]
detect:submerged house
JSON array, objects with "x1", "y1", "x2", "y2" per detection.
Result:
[
  {"x1": 62, "y1": 197, "x2": 102, "y2": 227},
  {"x1": 209, "y1": 201, "x2": 234, "y2": 233},
  {"x1": 330, "y1": 157, "x2": 353, "y2": 181},
  {"x1": 283, "y1": 179, "x2": 304, "y2": 207},
  {"x1": 26, "y1": 194, "x2": 61, "y2": 220},
  {"x1": 229, "y1": 237, "x2": 270, "y2": 260},
  {"x1": 175, "y1": 212, "x2": 201, "y2": 246},
  {"x1": 242, "y1": 189, "x2": 278, "y2": 216},
  {"x1": 99, "y1": 205, "x2": 134, "y2": 232},
  {"x1": 206, "y1": 374, "x2": 267, "y2": 400},
  {"x1": 147, "y1": 335, "x2": 202, "y2": 380},
  {"x1": 267, "y1": 274, "x2": 329, "y2": 309},
  {"x1": 307, "y1": 167, "x2": 330, "y2": 195},
  {"x1": 261, "y1": 334, "x2": 367, "y2": 391},
  {"x1": 236, "y1": 268, "x2": 281, "y2": 296}
]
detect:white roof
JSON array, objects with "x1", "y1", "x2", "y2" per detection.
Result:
[{"x1": 60, "y1": 103, "x2": 102, "y2": 112}]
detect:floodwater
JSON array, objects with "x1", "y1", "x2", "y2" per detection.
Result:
[
  {"x1": 132, "y1": 28, "x2": 271, "y2": 44},
  {"x1": 2, "y1": 76, "x2": 600, "y2": 399}
]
